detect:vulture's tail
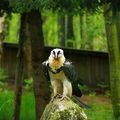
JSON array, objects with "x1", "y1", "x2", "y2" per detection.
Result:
[{"x1": 72, "y1": 95, "x2": 91, "y2": 109}]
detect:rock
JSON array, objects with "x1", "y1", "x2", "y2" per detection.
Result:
[{"x1": 40, "y1": 97, "x2": 88, "y2": 120}]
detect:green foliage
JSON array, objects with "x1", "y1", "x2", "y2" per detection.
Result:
[
  {"x1": 78, "y1": 84, "x2": 91, "y2": 93},
  {"x1": 0, "y1": 69, "x2": 9, "y2": 92},
  {"x1": 40, "y1": 0, "x2": 78, "y2": 14},
  {"x1": 4, "y1": 13, "x2": 20, "y2": 43},
  {"x1": 9, "y1": 0, "x2": 42, "y2": 13},
  {"x1": 0, "y1": 82, "x2": 8, "y2": 92},
  {"x1": 4, "y1": 10, "x2": 108, "y2": 51},
  {"x1": 97, "y1": 82, "x2": 109, "y2": 89},
  {"x1": 8, "y1": 0, "x2": 120, "y2": 14},
  {"x1": 40, "y1": 0, "x2": 120, "y2": 14},
  {"x1": 24, "y1": 78, "x2": 33, "y2": 92},
  {"x1": 104, "y1": 91, "x2": 111, "y2": 97},
  {"x1": 40, "y1": 0, "x2": 104, "y2": 14},
  {"x1": 43, "y1": 11, "x2": 107, "y2": 51},
  {"x1": 85, "y1": 13, "x2": 107, "y2": 51},
  {"x1": 89, "y1": 92, "x2": 97, "y2": 97},
  {"x1": 0, "y1": 69, "x2": 7, "y2": 81},
  {"x1": 78, "y1": 83, "x2": 111, "y2": 97},
  {"x1": 42, "y1": 11, "x2": 58, "y2": 47}
]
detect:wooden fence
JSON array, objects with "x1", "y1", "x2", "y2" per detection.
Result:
[{"x1": 2, "y1": 43, "x2": 109, "y2": 88}]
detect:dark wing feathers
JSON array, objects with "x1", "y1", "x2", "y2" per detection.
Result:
[
  {"x1": 42, "y1": 61, "x2": 50, "y2": 81},
  {"x1": 62, "y1": 61, "x2": 82, "y2": 97},
  {"x1": 62, "y1": 62, "x2": 77, "y2": 81},
  {"x1": 42, "y1": 60, "x2": 83, "y2": 97}
]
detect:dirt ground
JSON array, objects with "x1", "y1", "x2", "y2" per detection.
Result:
[{"x1": 80, "y1": 94, "x2": 111, "y2": 105}]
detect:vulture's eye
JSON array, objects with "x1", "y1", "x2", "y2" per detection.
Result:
[
  {"x1": 53, "y1": 51, "x2": 55, "y2": 55},
  {"x1": 57, "y1": 51, "x2": 60, "y2": 55}
]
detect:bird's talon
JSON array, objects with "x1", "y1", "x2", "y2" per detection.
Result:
[
  {"x1": 51, "y1": 94, "x2": 62, "y2": 102},
  {"x1": 59, "y1": 95, "x2": 69, "y2": 101},
  {"x1": 51, "y1": 97, "x2": 54, "y2": 102},
  {"x1": 56, "y1": 94, "x2": 62, "y2": 98},
  {"x1": 51, "y1": 95, "x2": 57, "y2": 102}
]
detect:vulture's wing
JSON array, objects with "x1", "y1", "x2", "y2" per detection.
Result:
[
  {"x1": 62, "y1": 61, "x2": 82, "y2": 97},
  {"x1": 42, "y1": 61, "x2": 50, "y2": 81}
]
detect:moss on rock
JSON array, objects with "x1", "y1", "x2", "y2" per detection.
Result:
[{"x1": 40, "y1": 98, "x2": 88, "y2": 120}]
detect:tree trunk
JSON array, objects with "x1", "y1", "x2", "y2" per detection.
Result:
[
  {"x1": 26, "y1": 10, "x2": 50, "y2": 120},
  {"x1": 13, "y1": 13, "x2": 25, "y2": 120},
  {"x1": 24, "y1": 25, "x2": 32, "y2": 79},
  {"x1": 116, "y1": 11, "x2": 120, "y2": 53},
  {"x1": 0, "y1": 12, "x2": 5, "y2": 67},
  {"x1": 58, "y1": 14, "x2": 65, "y2": 47},
  {"x1": 0, "y1": 0, "x2": 9, "y2": 10},
  {"x1": 104, "y1": 6, "x2": 120, "y2": 120},
  {"x1": 65, "y1": 14, "x2": 75, "y2": 48},
  {"x1": 80, "y1": 13, "x2": 87, "y2": 49},
  {"x1": 87, "y1": 14, "x2": 94, "y2": 50},
  {"x1": 40, "y1": 98, "x2": 88, "y2": 120}
]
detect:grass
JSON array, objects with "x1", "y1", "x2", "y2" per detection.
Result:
[
  {"x1": 86, "y1": 103, "x2": 114, "y2": 120},
  {"x1": 0, "y1": 90, "x2": 114, "y2": 120},
  {"x1": 0, "y1": 91, "x2": 13, "y2": 120},
  {"x1": 82, "y1": 95, "x2": 114, "y2": 120},
  {"x1": 0, "y1": 90, "x2": 35, "y2": 120}
]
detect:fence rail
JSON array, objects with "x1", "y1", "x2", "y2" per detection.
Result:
[{"x1": 2, "y1": 43, "x2": 109, "y2": 88}]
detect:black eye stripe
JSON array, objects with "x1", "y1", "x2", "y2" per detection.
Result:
[
  {"x1": 57, "y1": 51, "x2": 60, "y2": 55},
  {"x1": 53, "y1": 51, "x2": 55, "y2": 55}
]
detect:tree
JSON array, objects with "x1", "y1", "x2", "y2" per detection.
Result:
[
  {"x1": 86, "y1": 14, "x2": 95, "y2": 50},
  {"x1": 24, "y1": 28, "x2": 32, "y2": 79},
  {"x1": 58, "y1": 14, "x2": 75, "y2": 48},
  {"x1": 104, "y1": 5, "x2": 120, "y2": 119},
  {"x1": 65, "y1": 14, "x2": 75, "y2": 48},
  {"x1": 0, "y1": 1, "x2": 9, "y2": 10},
  {"x1": 58, "y1": 14, "x2": 65, "y2": 47},
  {"x1": 13, "y1": 13, "x2": 26, "y2": 120},
  {"x1": 58, "y1": 14, "x2": 76, "y2": 48},
  {"x1": 13, "y1": 10, "x2": 51, "y2": 120},
  {"x1": 80, "y1": 13, "x2": 87, "y2": 49},
  {"x1": 1, "y1": 0, "x2": 120, "y2": 119},
  {"x1": 25, "y1": 10, "x2": 51, "y2": 120},
  {"x1": 116, "y1": 11, "x2": 120, "y2": 52},
  {"x1": 0, "y1": 11, "x2": 5, "y2": 66},
  {"x1": 1, "y1": 2, "x2": 52, "y2": 120}
]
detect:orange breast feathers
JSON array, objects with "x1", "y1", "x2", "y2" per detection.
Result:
[{"x1": 49, "y1": 56, "x2": 65, "y2": 69}]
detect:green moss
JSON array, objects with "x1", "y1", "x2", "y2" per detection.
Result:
[
  {"x1": 49, "y1": 107, "x2": 86, "y2": 120},
  {"x1": 40, "y1": 99, "x2": 87, "y2": 120}
]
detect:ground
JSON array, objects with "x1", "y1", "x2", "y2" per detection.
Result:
[
  {"x1": 81, "y1": 94, "x2": 111, "y2": 105},
  {"x1": 0, "y1": 89, "x2": 114, "y2": 120},
  {"x1": 81, "y1": 94, "x2": 114, "y2": 120}
]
